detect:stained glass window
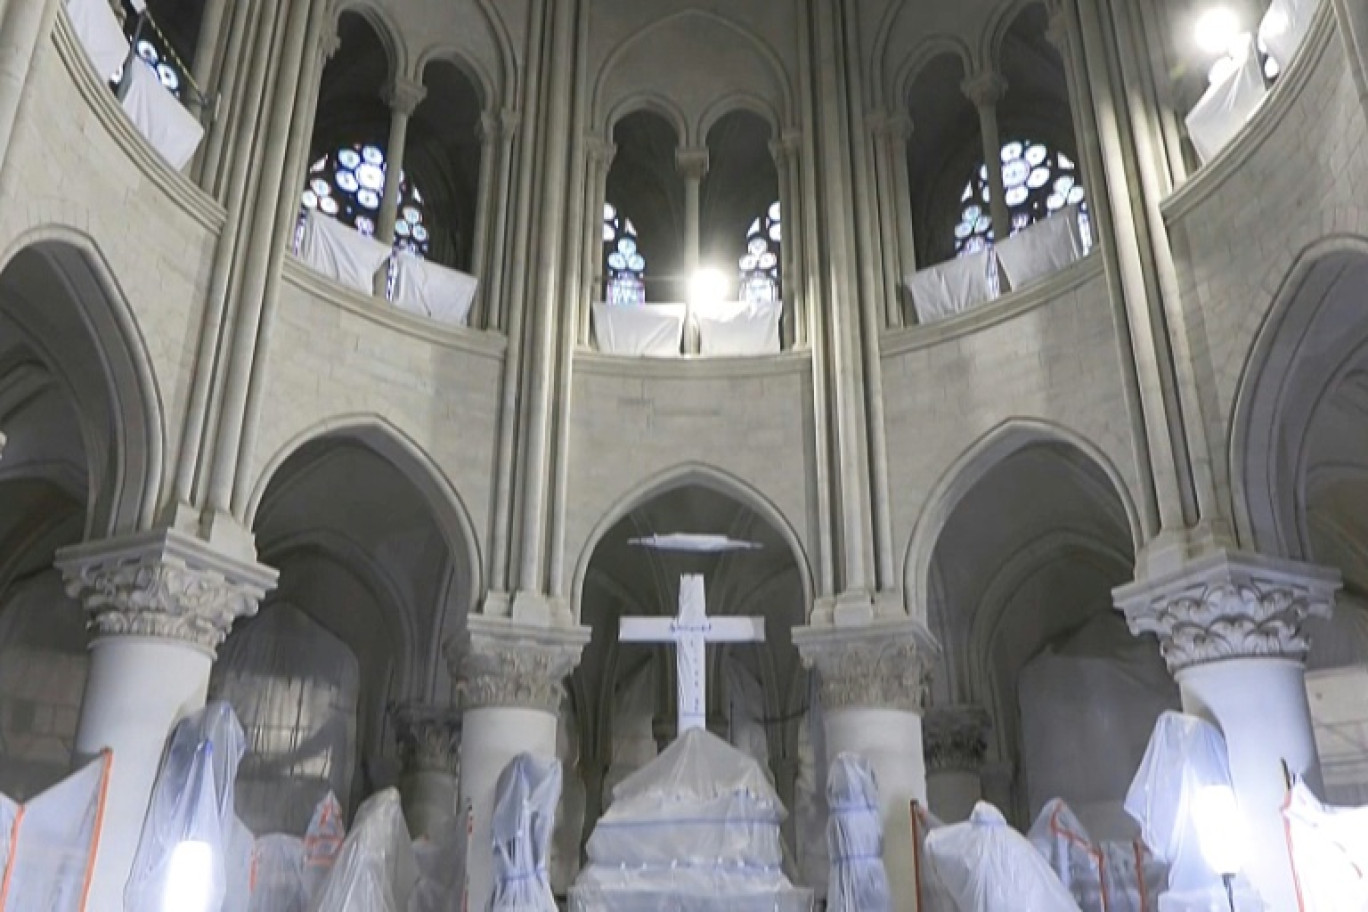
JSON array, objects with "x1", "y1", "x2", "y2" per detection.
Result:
[
  {"x1": 298, "y1": 144, "x2": 430, "y2": 258},
  {"x1": 739, "y1": 201, "x2": 781, "y2": 304},
  {"x1": 603, "y1": 203, "x2": 646, "y2": 305},
  {"x1": 953, "y1": 140, "x2": 1090, "y2": 256},
  {"x1": 115, "y1": 4, "x2": 191, "y2": 99}
]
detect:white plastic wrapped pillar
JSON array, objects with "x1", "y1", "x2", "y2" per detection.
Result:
[
  {"x1": 490, "y1": 753, "x2": 561, "y2": 911},
  {"x1": 1282, "y1": 778, "x2": 1368, "y2": 909},
  {"x1": 825, "y1": 753, "x2": 891, "y2": 912},
  {"x1": 307, "y1": 789, "x2": 418, "y2": 912},
  {"x1": 124, "y1": 701, "x2": 249, "y2": 911},
  {"x1": 925, "y1": 803, "x2": 1083, "y2": 912}
]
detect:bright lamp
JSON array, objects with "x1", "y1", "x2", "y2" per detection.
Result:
[
  {"x1": 161, "y1": 840, "x2": 215, "y2": 912},
  {"x1": 689, "y1": 268, "x2": 729, "y2": 306},
  {"x1": 1194, "y1": 7, "x2": 1242, "y2": 56},
  {"x1": 1193, "y1": 785, "x2": 1245, "y2": 877}
]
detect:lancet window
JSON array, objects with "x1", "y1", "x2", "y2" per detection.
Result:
[
  {"x1": 603, "y1": 203, "x2": 646, "y2": 305},
  {"x1": 739, "y1": 202, "x2": 781, "y2": 304},
  {"x1": 953, "y1": 139, "x2": 1088, "y2": 256},
  {"x1": 299, "y1": 144, "x2": 431, "y2": 258}
]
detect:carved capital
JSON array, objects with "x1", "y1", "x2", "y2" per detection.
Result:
[
  {"x1": 961, "y1": 71, "x2": 1009, "y2": 108},
  {"x1": 393, "y1": 703, "x2": 461, "y2": 775},
  {"x1": 57, "y1": 530, "x2": 277, "y2": 657},
  {"x1": 477, "y1": 111, "x2": 500, "y2": 145},
  {"x1": 446, "y1": 616, "x2": 590, "y2": 713},
  {"x1": 794, "y1": 619, "x2": 938, "y2": 713},
  {"x1": 923, "y1": 705, "x2": 991, "y2": 774},
  {"x1": 499, "y1": 108, "x2": 521, "y2": 141},
  {"x1": 1045, "y1": 5, "x2": 1072, "y2": 55},
  {"x1": 586, "y1": 135, "x2": 617, "y2": 170},
  {"x1": 384, "y1": 77, "x2": 428, "y2": 117},
  {"x1": 320, "y1": 29, "x2": 343, "y2": 61},
  {"x1": 1115, "y1": 550, "x2": 1340, "y2": 674},
  {"x1": 675, "y1": 147, "x2": 710, "y2": 181}
]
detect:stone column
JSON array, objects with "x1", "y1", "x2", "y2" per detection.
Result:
[
  {"x1": 923, "y1": 705, "x2": 990, "y2": 823},
  {"x1": 447, "y1": 617, "x2": 589, "y2": 910},
  {"x1": 468, "y1": 111, "x2": 499, "y2": 326},
  {"x1": 482, "y1": 109, "x2": 519, "y2": 333},
  {"x1": 0, "y1": 0, "x2": 57, "y2": 171},
  {"x1": 1115, "y1": 550, "x2": 1340, "y2": 912},
  {"x1": 393, "y1": 703, "x2": 462, "y2": 841},
  {"x1": 677, "y1": 146, "x2": 709, "y2": 354},
  {"x1": 579, "y1": 137, "x2": 615, "y2": 344},
  {"x1": 961, "y1": 71, "x2": 1011, "y2": 245},
  {"x1": 57, "y1": 530, "x2": 276, "y2": 911},
  {"x1": 887, "y1": 114, "x2": 917, "y2": 302},
  {"x1": 867, "y1": 111, "x2": 909, "y2": 329},
  {"x1": 187, "y1": 0, "x2": 229, "y2": 116},
  {"x1": 375, "y1": 77, "x2": 427, "y2": 248},
  {"x1": 796, "y1": 620, "x2": 936, "y2": 912},
  {"x1": 769, "y1": 133, "x2": 798, "y2": 349}
]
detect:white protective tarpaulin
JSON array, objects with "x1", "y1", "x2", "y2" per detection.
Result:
[
  {"x1": 299, "y1": 211, "x2": 393, "y2": 294},
  {"x1": 1282, "y1": 778, "x2": 1368, "y2": 911},
  {"x1": 826, "y1": 754, "x2": 890, "y2": 912},
  {"x1": 924, "y1": 802, "x2": 1082, "y2": 912},
  {"x1": 1028, "y1": 798, "x2": 1165, "y2": 912},
  {"x1": 125, "y1": 702, "x2": 250, "y2": 912},
  {"x1": 905, "y1": 249, "x2": 994, "y2": 324},
  {"x1": 911, "y1": 802, "x2": 955, "y2": 912},
  {"x1": 1185, "y1": 35, "x2": 1268, "y2": 164},
  {"x1": 246, "y1": 793, "x2": 346, "y2": 912},
  {"x1": 695, "y1": 300, "x2": 782, "y2": 356},
  {"x1": 995, "y1": 206, "x2": 1085, "y2": 292},
  {"x1": 390, "y1": 253, "x2": 479, "y2": 326},
  {"x1": 0, "y1": 750, "x2": 111, "y2": 910},
  {"x1": 570, "y1": 728, "x2": 813, "y2": 912},
  {"x1": 66, "y1": 0, "x2": 131, "y2": 81},
  {"x1": 1123, "y1": 712, "x2": 1262, "y2": 910},
  {"x1": 308, "y1": 789, "x2": 418, "y2": 912},
  {"x1": 120, "y1": 59, "x2": 205, "y2": 171},
  {"x1": 1259, "y1": 0, "x2": 1320, "y2": 70},
  {"x1": 592, "y1": 303, "x2": 685, "y2": 357},
  {"x1": 491, "y1": 753, "x2": 561, "y2": 912}
]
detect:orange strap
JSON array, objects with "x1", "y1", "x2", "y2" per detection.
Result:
[
  {"x1": 910, "y1": 800, "x2": 926, "y2": 910},
  {"x1": 1282, "y1": 788, "x2": 1309, "y2": 912},
  {"x1": 1133, "y1": 840, "x2": 1150, "y2": 912},
  {"x1": 1047, "y1": 804, "x2": 1108, "y2": 911},
  {"x1": 0, "y1": 806, "x2": 26, "y2": 909},
  {"x1": 78, "y1": 750, "x2": 114, "y2": 910}
]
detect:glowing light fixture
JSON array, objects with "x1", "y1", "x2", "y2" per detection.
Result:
[
  {"x1": 1193, "y1": 785, "x2": 1245, "y2": 912},
  {"x1": 161, "y1": 840, "x2": 215, "y2": 912},
  {"x1": 1194, "y1": 7, "x2": 1243, "y2": 56},
  {"x1": 689, "y1": 267, "x2": 729, "y2": 307}
]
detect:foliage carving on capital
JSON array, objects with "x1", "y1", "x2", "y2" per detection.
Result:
[
  {"x1": 446, "y1": 619, "x2": 589, "y2": 714},
  {"x1": 960, "y1": 71, "x2": 1009, "y2": 108},
  {"x1": 393, "y1": 703, "x2": 461, "y2": 776},
  {"x1": 384, "y1": 78, "x2": 428, "y2": 117},
  {"x1": 797, "y1": 623, "x2": 937, "y2": 713},
  {"x1": 923, "y1": 706, "x2": 991, "y2": 774},
  {"x1": 1117, "y1": 552, "x2": 1339, "y2": 674},
  {"x1": 57, "y1": 530, "x2": 277, "y2": 656}
]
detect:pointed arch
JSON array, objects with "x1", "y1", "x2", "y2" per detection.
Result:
[
  {"x1": 1228, "y1": 234, "x2": 1368, "y2": 558},
  {"x1": 904, "y1": 419, "x2": 1142, "y2": 618},
  {"x1": 981, "y1": 0, "x2": 1051, "y2": 70},
  {"x1": 0, "y1": 228, "x2": 166, "y2": 537},
  {"x1": 603, "y1": 93, "x2": 688, "y2": 146},
  {"x1": 245, "y1": 413, "x2": 483, "y2": 604},
  {"x1": 570, "y1": 462, "x2": 814, "y2": 623}
]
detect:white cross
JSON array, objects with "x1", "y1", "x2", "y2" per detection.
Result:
[{"x1": 618, "y1": 574, "x2": 765, "y2": 735}]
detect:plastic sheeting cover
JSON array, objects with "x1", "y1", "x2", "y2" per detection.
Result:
[
  {"x1": 912, "y1": 801, "x2": 956, "y2": 912},
  {"x1": 1123, "y1": 711, "x2": 1234, "y2": 896},
  {"x1": 66, "y1": 0, "x2": 131, "y2": 81},
  {"x1": 1283, "y1": 778, "x2": 1368, "y2": 910},
  {"x1": 695, "y1": 300, "x2": 782, "y2": 356},
  {"x1": 571, "y1": 729, "x2": 813, "y2": 912},
  {"x1": 592, "y1": 303, "x2": 685, "y2": 357},
  {"x1": 0, "y1": 750, "x2": 111, "y2": 911},
  {"x1": 905, "y1": 249, "x2": 994, "y2": 324},
  {"x1": 1184, "y1": 35, "x2": 1268, "y2": 164},
  {"x1": 120, "y1": 60, "x2": 206, "y2": 170},
  {"x1": 247, "y1": 793, "x2": 347, "y2": 912},
  {"x1": 308, "y1": 788, "x2": 418, "y2": 912},
  {"x1": 299, "y1": 210, "x2": 394, "y2": 294},
  {"x1": 924, "y1": 802, "x2": 1083, "y2": 912},
  {"x1": 994, "y1": 206, "x2": 1084, "y2": 292},
  {"x1": 825, "y1": 754, "x2": 890, "y2": 912},
  {"x1": 1259, "y1": 0, "x2": 1320, "y2": 69},
  {"x1": 1028, "y1": 798, "x2": 1166, "y2": 912},
  {"x1": 126, "y1": 702, "x2": 249, "y2": 912},
  {"x1": 390, "y1": 253, "x2": 479, "y2": 326},
  {"x1": 490, "y1": 753, "x2": 560, "y2": 912}
]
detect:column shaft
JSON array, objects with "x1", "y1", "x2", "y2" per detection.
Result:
[
  {"x1": 579, "y1": 140, "x2": 613, "y2": 344},
  {"x1": 483, "y1": 111, "x2": 518, "y2": 333},
  {"x1": 198, "y1": 0, "x2": 260, "y2": 195},
  {"x1": 376, "y1": 110, "x2": 414, "y2": 246},
  {"x1": 76, "y1": 640, "x2": 213, "y2": 911},
  {"x1": 469, "y1": 111, "x2": 499, "y2": 327},
  {"x1": 963, "y1": 72, "x2": 1011, "y2": 244},
  {"x1": 0, "y1": 0, "x2": 58, "y2": 171},
  {"x1": 869, "y1": 115, "x2": 902, "y2": 329},
  {"x1": 888, "y1": 120, "x2": 918, "y2": 308},
  {"x1": 770, "y1": 138, "x2": 796, "y2": 348},
  {"x1": 188, "y1": 0, "x2": 229, "y2": 115},
  {"x1": 676, "y1": 147, "x2": 707, "y2": 355}
]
